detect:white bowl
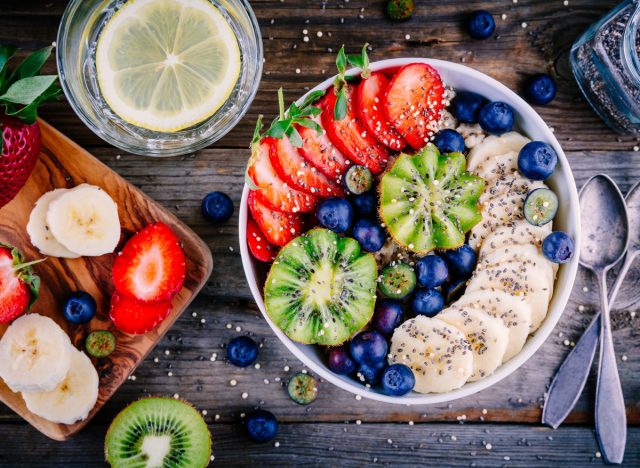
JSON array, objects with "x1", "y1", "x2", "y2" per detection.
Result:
[{"x1": 239, "y1": 58, "x2": 581, "y2": 404}]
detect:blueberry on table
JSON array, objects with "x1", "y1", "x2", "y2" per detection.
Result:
[
  {"x1": 245, "y1": 409, "x2": 278, "y2": 443},
  {"x1": 352, "y1": 219, "x2": 386, "y2": 252},
  {"x1": 524, "y1": 73, "x2": 557, "y2": 105},
  {"x1": 287, "y1": 372, "x2": 318, "y2": 405},
  {"x1": 63, "y1": 291, "x2": 97, "y2": 324},
  {"x1": 517, "y1": 141, "x2": 558, "y2": 180},
  {"x1": 382, "y1": 363, "x2": 415, "y2": 396},
  {"x1": 352, "y1": 191, "x2": 377, "y2": 217},
  {"x1": 542, "y1": 231, "x2": 574, "y2": 264},
  {"x1": 440, "y1": 244, "x2": 477, "y2": 279},
  {"x1": 328, "y1": 346, "x2": 356, "y2": 375},
  {"x1": 467, "y1": 10, "x2": 495, "y2": 40},
  {"x1": 372, "y1": 299, "x2": 404, "y2": 337},
  {"x1": 86, "y1": 330, "x2": 116, "y2": 358},
  {"x1": 412, "y1": 288, "x2": 444, "y2": 317},
  {"x1": 344, "y1": 165, "x2": 373, "y2": 195},
  {"x1": 357, "y1": 360, "x2": 387, "y2": 385},
  {"x1": 316, "y1": 197, "x2": 354, "y2": 233},
  {"x1": 451, "y1": 91, "x2": 486, "y2": 124},
  {"x1": 432, "y1": 129, "x2": 466, "y2": 154},
  {"x1": 479, "y1": 101, "x2": 514, "y2": 135},
  {"x1": 386, "y1": 0, "x2": 415, "y2": 21},
  {"x1": 350, "y1": 330, "x2": 388, "y2": 365},
  {"x1": 201, "y1": 191, "x2": 234, "y2": 223},
  {"x1": 378, "y1": 262, "x2": 417, "y2": 299},
  {"x1": 226, "y1": 336, "x2": 259, "y2": 367},
  {"x1": 416, "y1": 255, "x2": 449, "y2": 288}
]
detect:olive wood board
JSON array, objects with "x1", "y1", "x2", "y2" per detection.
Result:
[{"x1": 0, "y1": 120, "x2": 213, "y2": 441}]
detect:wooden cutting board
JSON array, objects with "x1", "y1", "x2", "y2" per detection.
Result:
[{"x1": 0, "y1": 120, "x2": 213, "y2": 441}]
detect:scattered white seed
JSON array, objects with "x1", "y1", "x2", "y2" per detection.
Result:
[
  {"x1": 295, "y1": 68, "x2": 301, "y2": 74},
  {"x1": 210, "y1": 455, "x2": 215, "y2": 462},
  {"x1": 356, "y1": 395, "x2": 362, "y2": 401},
  {"x1": 153, "y1": 357, "x2": 159, "y2": 363},
  {"x1": 264, "y1": 378, "x2": 270, "y2": 384},
  {"x1": 563, "y1": 0, "x2": 569, "y2": 5},
  {"x1": 578, "y1": 305, "x2": 585, "y2": 312},
  {"x1": 633, "y1": 146, "x2": 639, "y2": 152},
  {"x1": 317, "y1": 31, "x2": 323, "y2": 37},
  {"x1": 564, "y1": 339, "x2": 570, "y2": 346},
  {"x1": 356, "y1": 420, "x2": 362, "y2": 425},
  {"x1": 409, "y1": 421, "x2": 414, "y2": 426},
  {"x1": 303, "y1": 36, "x2": 309, "y2": 42},
  {"x1": 167, "y1": 372, "x2": 173, "y2": 377},
  {"x1": 202, "y1": 410, "x2": 208, "y2": 416},
  {"x1": 583, "y1": 286, "x2": 589, "y2": 292},
  {"x1": 242, "y1": 392, "x2": 249, "y2": 399},
  {"x1": 405, "y1": 34, "x2": 411, "y2": 40},
  {"x1": 226, "y1": 323, "x2": 233, "y2": 329},
  {"x1": 274, "y1": 441, "x2": 280, "y2": 448},
  {"x1": 387, "y1": 439, "x2": 393, "y2": 444},
  {"x1": 482, "y1": 408, "x2": 488, "y2": 415},
  {"x1": 622, "y1": 355, "x2": 628, "y2": 361},
  {"x1": 504, "y1": 456, "x2": 510, "y2": 461},
  {"x1": 215, "y1": 414, "x2": 220, "y2": 421},
  {"x1": 521, "y1": 22, "x2": 528, "y2": 28},
  {"x1": 451, "y1": 435, "x2": 457, "y2": 441},
  {"x1": 235, "y1": 326, "x2": 242, "y2": 332},
  {"x1": 501, "y1": 13, "x2": 507, "y2": 20},
  {"x1": 486, "y1": 443, "x2": 493, "y2": 450},
  {"x1": 191, "y1": 312, "x2": 197, "y2": 317},
  {"x1": 230, "y1": 379, "x2": 237, "y2": 386},
  {"x1": 254, "y1": 363, "x2": 261, "y2": 369},
  {"x1": 173, "y1": 393, "x2": 179, "y2": 399},
  {"x1": 595, "y1": 451, "x2": 602, "y2": 459},
  {"x1": 164, "y1": 350, "x2": 171, "y2": 356},
  {"x1": 200, "y1": 318, "x2": 206, "y2": 324}
]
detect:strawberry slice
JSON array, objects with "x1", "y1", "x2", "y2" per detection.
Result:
[
  {"x1": 112, "y1": 222, "x2": 186, "y2": 303},
  {"x1": 321, "y1": 85, "x2": 389, "y2": 175},
  {"x1": 248, "y1": 190, "x2": 304, "y2": 246},
  {"x1": 247, "y1": 138, "x2": 318, "y2": 213},
  {"x1": 109, "y1": 292, "x2": 173, "y2": 335},
  {"x1": 269, "y1": 135, "x2": 344, "y2": 197},
  {"x1": 357, "y1": 72, "x2": 407, "y2": 151},
  {"x1": 247, "y1": 216, "x2": 279, "y2": 262},
  {"x1": 384, "y1": 63, "x2": 445, "y2": 150},
  {"x1": 297, "y1": 117, "x2": 351, "y2": 181},
  {"x1": 0, "y1": 244, "x2": 40, "y2": 323}
]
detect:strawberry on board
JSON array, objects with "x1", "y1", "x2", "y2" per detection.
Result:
[
  {"x1": 109, "y1": 292, "x2": 173, "y2": 335},
  {"x1": 112, "y1": 222, "x2": 186, "y2": 303},
  {"x1": 384, "y1": 63, "x2": 445, "y2": 150},
  {"x1": 247, "y1": 138, "x2": 318, "y2": 214},
  {"x1": 246, "y1": 216, "x2": 278, "y2": 262},
  {"x1": 0, "y1": 243, "x2": 41, "y2": 323},
  {"x1": 269, "y1": 134, "x2": 344, "y2": 197},
  {"x1": 357, "y1": 72, "x2": 407, "y2": 151},
  {"x1": 321, "y1": 85, "x2": 389, "y2": 175},
  {"x1": 296, "y1": 117, "x2": 350, "y2": 181},
  {"x1": 248, "y1": 190, "x2": 304, "y2": 247}
]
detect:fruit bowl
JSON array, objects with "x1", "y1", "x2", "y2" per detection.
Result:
[{"x1": 239, "y1": 58, "x2": 581, "y2": 404}]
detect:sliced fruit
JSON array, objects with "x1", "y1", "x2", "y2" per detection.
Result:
[
  {"x1": 479, "y1": 220, "x2": 552, "y2": 255},
  {"x1": 96, "y1": 0, "x2": 240, "y2": 132},
  {"x1": 247, "y1": 138, "x2": 318, "y2": 213},
  {"x1": 438, "y1": 306, "x2": 509, "y2": 381},
  {"x1": 473, "y1": 151, "x2": 518, "y2": 184},
  {"x1": 0, "y1": 244, "x2": 41, "y2": 323},
  {"x1": 388, "y1": 315, "x2": 473, "y2": 394},
  {"x1": 357, "y1": 72, "x2": 406, "y2": 151},
  {"x1": 0, "y1": 314, "x2": 71, "y2": 393},
  {"x1": 112, "y1": 222, "x2": 186, "y2": 303},
  {"x1": 321, "y1": 85, "x2": 389, "y2": 175},
  {"x1": 468, "y1": 191, "x2": 527, "y2": 251},
  {"x1": 109, "y1": 292, "x2": 173, "y2": 335},
  {"x1": 378, "y1": 262, "x2": 416, "y2": 299},
  {"x1": 22, "y1": 348, "x2": 99, "y2": 425},
  {"x1": 270, "y1": 135, "x2": 344, "y2": 197},
  {"x1": 26, "y1": 189, "x2": 80, "y2": 258},
  {"x1": 379, "y1": 145, "x2": 485, "y2": 254},
  {"x1": 524, "y1": 188, "x2": 558, "y2": 227},
  {"x1": 86, "y1": 330, "x2": 117, "y2": 358},
  {"x1": 384, "y1": 63, "x2": 445, "y2": 150},
  {"x1": 478, "y1": 244, "x2": 557, "y2": 283},
  {"x1": 297, "y1": 117, "x2": 351, "y2": 180},
  {"x1": 264, "y1": 228, "x2": 378, "y2": 346},
  {"x1": 105, "y1": 397, "x2": 212, "y2": 468},
  {"x1": 479, "y1": 177, "x2": 545, "y2": 206},
  {"x1": 248, "y1": 190, "x2": 304, "y2": 247},
  {"x1": 247, "y1": 216, "x2": 279, "y2": 262},
  {"x1": 46, "y1": 184, "x2": 121, "y2": 257},
  {"x1": 344, "y1": 165, "x2": 373, "y2": 195},
  {"x1": 287, "y1": 372, "x2": 319, "y2": 405},
  {"x1": 466, "y1": 132, "x2": 530, "y2": 172}
]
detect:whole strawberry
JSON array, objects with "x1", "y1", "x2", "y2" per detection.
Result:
[
  {"x1": 0, "y1": 243, "x2": 42, "y2": 323},
  {"x1": 0, "y1": 45, "x2": 61, "y2": 209}
]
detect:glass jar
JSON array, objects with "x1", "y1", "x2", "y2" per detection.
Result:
[{"x1": 570, "y1": 0, "x2": 640, "y2": 134}]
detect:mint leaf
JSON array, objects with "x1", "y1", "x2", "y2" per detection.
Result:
[
  {"x1": 265, "y1": 119, "x2": 292, "y2": 139},
  {"x1": 7, "y1": 45, "x2": 53, "y2": 88},
  {"x1": 6, "y1": 83, "x2": 61, "y2": 124},
  {"x1": 0, "y1": 45, "x2": 17, "y2": 91},
  {"x1": 334, "y1": 88, "x2": 348, "y2": 121},
  {"x1": 299, "y1": 90, "x2": 325, "y2": 109},
  {"x1": 287, "y1": 126, "x2": 303, "y2": 148},
  {"x1": 0, "y1": 75, "x2": 58, "y2": 105},
  {"x1": 296, "y1": 117, "x2": 324, "y2": 134},
  {"x1": 347, "y1": 54, "x2": 364, "y2": 69},
  {"x1": 336, "y1": 45, "x2": 347, "y2": 76}
]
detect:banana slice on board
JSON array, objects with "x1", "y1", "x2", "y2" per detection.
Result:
[{"x1": 466, "y1": 132, "x2": 530, "y2": 172}]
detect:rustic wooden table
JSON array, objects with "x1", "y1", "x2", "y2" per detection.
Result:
[{"x1": 1, "y1": 1, "x2": 639, "y2": 466}]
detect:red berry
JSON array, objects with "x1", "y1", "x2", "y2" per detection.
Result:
[
  {"x1": 0, "y1": 116, "x2": 41, "y2": 208},
  {"x1": 109, "y1": 292, "x2": 173, "y2": 335},
  {"x1": 296, "y1": 117, "x2": 350, "y2": 181},
  {"x1": 0, "y1": 245, "x2": 40, "y2": 323},
  {"x1": 246, "y1": 216, "x2": 279, "y2": 262},
  {"x1": 248, "y1": 190, "x2": 304, "y2": 247}
]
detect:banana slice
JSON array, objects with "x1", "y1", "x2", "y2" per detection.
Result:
[
  {"x1": 478, "y1": 244, "x2": 557, "y2": 283},
  {"x1": 479, "y1": 177, "x2": 546, "y2": 207},
  {"x1": 46, "y1": 184, "x2": 121, "y2": 257},
  {"x1": 466, "y1": 261, "x2": 552, "y2": 332},
  {"x1": 22, "y1": 347, "x2": 99, "y2": 425},
  {"x1": 480, "y1": 220, "x2": 552, "y2": 255},
  {"x1": 467, "y1": 132, "x2": 530, "y2": 172},
  {"x1": 26, "y1": 189, "x2": 81, "y2": 258},
  {"x1": 438, "y1": 306, "x2": 509, "y2": 381},
  {"x1": 453, "y1": 290, "x2": 532, "y2": 362},
  {"x1": 474, "y1": 151, "x2": 519, "y2": 184},
  {"x1": 0, "y1": 314, "x2": 72, "y2": 393},
  {"x1": 469, "y1": 192, "x2": 526, "y2": 251},
  {"x1": 389, "y1": 315, "x2": 473, "y2": 394}
]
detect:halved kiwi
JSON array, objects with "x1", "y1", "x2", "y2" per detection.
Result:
[
  {"x1": 379, "y1": 144, "x2": 485, "y2": 253},
  {"x1": 264, "y1": 228, "x2": 378, "y2": 346},
  {"x1": 105, "y1": 397, "x2": 211, "y2": 468}
]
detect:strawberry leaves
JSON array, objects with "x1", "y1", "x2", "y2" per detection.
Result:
[
  {"x1": 262, "y1": 88, "x2": 324, "y2": 147},
  {"x1": 0, "y1": 242, "x2": 42, "y2": 309},
  {"x1": 332, "y1": 44, "x2": 371, "y2": 120}
]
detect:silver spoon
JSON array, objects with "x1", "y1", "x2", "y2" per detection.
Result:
[{"x1": 543, "y1": 179, "x2": 640, "y2": 434}]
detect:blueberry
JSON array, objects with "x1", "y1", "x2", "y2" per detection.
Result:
[
  {"x1": 63, "y1": 291, "x2": 97, "y2": 324},
  {"x1": 352, "y1": 219, "x2": 386, "y2": 252},
  {"x1": 411, "y1": 288, "x2": 444, "y2": 317},
  {"x1": 350, "y1": 330, "x2": 388, "y2": 365},
  {"x1": 381, "y1": 363, "x2": 415, "y2": 396},
  {"x1": 542, "y1": 231, "x2": 574, "y2": 264},
  {"x1": 344, "y1": 165, "x2": 373, "y2": 195},
  {"x1": 316, "y1": 197, "x2": 354, "y2": 233},
  {"x1": 444, "y1": 278, "x2": 467, "y2": 304},
  {"x1": 226, "y1": 336, "x2": 259, "y2": 367},
  {"x1": 415, "y1": 255, "x2": 449, "y2": 288},
  {"x1": 328, "y1": 346, "x2": 356, "y2": 375},
  {"x1": 517, "y1": 141, "x2": 558, "y2": 180},
  {"x1": 524, "y1": 73, "x2": 557, "y2": 105},
  {"x1": 451, "y1": 91, "x2": 486, "y2": 124},
  {"x1": 201, "y1": 191, "x2": 234, "y2": 223},
  {"x1": 372, "y1": 300, "x2": 404, "y2": 337},
  {"x1": 245, "y1": 409, "x2": 278, "y2": 443},
  {"x1": 467, "y1": 10, "x2": 495, "y2": 40},
  {"x1": 357, "y1": 361, "x2": 387, "y2": 385},
  {"x1": 433, "y1": 129, "x2": 466, "y2": 154},
  {"x1": 479, "y1": 101, "x2": 514, "y2": 135},
  {"x1": 352, "y1": 191, "x2": 377, "y2": 217},
  {"x1": 441, "y1": 245, "x2": 477, "y2": 279}
]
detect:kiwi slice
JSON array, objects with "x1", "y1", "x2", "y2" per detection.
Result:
[
  {"x1": 105, "y1": 397, "x2": 211, "y2": 468},
  {"x1": 264, "y1": 228, "x2": 378, "y2": 346},
  {"x1": 379, "y1": 262, "x2": 417, "y2": 299},
  {"x1": 379, "y1": 144, "x2": 485, "y2": 253},
  {"x1": 524, "y1": 187, "x2": 558, "y2": 226}
]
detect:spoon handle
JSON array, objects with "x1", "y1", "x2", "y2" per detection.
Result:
[{"x1": 595, "y1": 271, "x2": 626, "y2": 464}]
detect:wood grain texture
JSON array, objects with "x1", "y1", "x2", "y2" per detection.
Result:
[{"x1": 0, "y1": 121, "x2": 213, "y2": 441}]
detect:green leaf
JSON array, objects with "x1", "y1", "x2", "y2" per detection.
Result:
[
  {"x1": 277, "y1": 87, "x2": 285, "y2": 120},
  {"x1": 287, "y1": 126, "x2": 303, "y2": 148},
  {"x1": 344, "y1": 74, "x2": 359, "y2": 82},
  {"x1": 298, "y1": 105, "x2": 322, "y2": 118},
  {"x1": 288, "y1": 101, "x2": 301, "y2": 118},
  {"x1": 296, "y1": 118, "x2": 324, "y2": 135},
  {"x1": 265, "y1": 119, "x2": 291, "y2": 139},
  {"x1": 5, "y1": 82, "x2": 61, "y2": 124},
  {"x1": 360, "y1": 43, "x2": 371, "y2": 79},
  {"x1": 0, "y1": 45, "x2": 18, "y2": 91},
  {"x1": 334, "y1": 89, "x2": 348, "y2": 121},
  {"x1": 251, "y1": 115, "x2": 264, "y2": 146},
  {"x1": 336, "y1": 45, "x2": 347, "y2": 76},
  {"x1": 347, "y1": 54, "x2": 364, "y2": 69},
  {"x1": 7, "y1": 45, "x2": 53, "y2": 88},
  {"x1": 0, "y1": 75, "x2": 58, "y2": 105},
  {"x1": 299, "y1": 90, "x2": 325, "y2": 109}
]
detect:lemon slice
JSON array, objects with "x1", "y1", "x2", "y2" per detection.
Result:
[{"x1": 96, "y1": 0, "x2": 241, "y2": 132}]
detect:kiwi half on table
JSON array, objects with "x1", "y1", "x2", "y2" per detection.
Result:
[
  {"x1": 379, "y1": 144, "x2": 485, "y2": 254},
  {"x1": 105, "y1": 397, "x2": 211, "y2": 468},
  {"x1": 264, "y1": 228, "x2": 378, "y2": 346}
]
